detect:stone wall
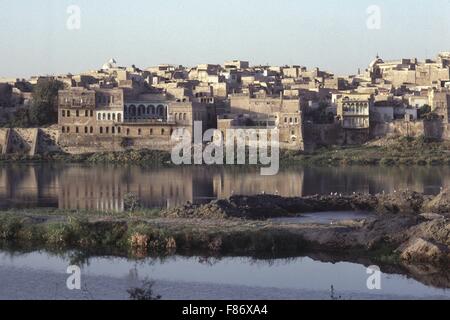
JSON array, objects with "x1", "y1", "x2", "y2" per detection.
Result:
[
  {"x1": 369, "y1": 120, "x2": 449, "y2": 140},
  {"x1": 38, "y1": 127, "x2": 61, "y2": 154},
  {"x1": 6, "y1": 128, "x2": 37, "y2": 155},
  {"x1": 303, "y1": 122, "x2": 369, "y2": 151},
  {"x1": 58, "y1": 134, "x2": 176, "y2": 154},
  {"x1": 0, "y1": 127, "x2": 59, "y2": 155}
]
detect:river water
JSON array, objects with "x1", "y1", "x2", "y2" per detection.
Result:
[
  {"x1": 0, "y1": 163, "x2": 449, "y2": 300},
  {"x1": 0, "y1": 251, "x2": 448, "y2": 300},
  {"x1": 1, "y1": 163, "x2": 450, "y2": 211}
]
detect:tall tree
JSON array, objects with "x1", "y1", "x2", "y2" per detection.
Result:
[{"x1": 29, "y1": 78, "x2": 65, "y2": 126}]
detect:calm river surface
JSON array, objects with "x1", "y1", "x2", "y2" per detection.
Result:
[
  {"x1": 1, "y1": 163, "x2": 450, "y2": 211},
  {"x1": 0, "y1": 251, "x2": 448, "y2": 300},
  {"x1": 1, "y1": 164, "x2": 450, "y2": 300}
]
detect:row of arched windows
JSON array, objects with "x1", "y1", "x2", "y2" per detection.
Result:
[
  {"x1": 61, "y1": 109, "x2": 94, "y2": 118},
  {"x1": 62, "y1": 126, "x2": 174, "y2": 136},
  {"x1": 343, "y1": 103, "x2": 368, "y2": 114},
  {"x1": 284, "y1": 117, "x2": 299, "y2": 124},
  {"x1": 99, "y1": 127, "x2": 121, "y2": 134},
  {"x1": 173, "y1": 113, "x2": 187, "y2": 121},
  {"x1": 62, "y1": 126, "x2": 94, "y2": 134},
  {"x1": 124, "y1": 104, "x2": 167, "y2": 117},
  {"x1": 97, "y1": 112, "x2": 122, "y2": 122}
]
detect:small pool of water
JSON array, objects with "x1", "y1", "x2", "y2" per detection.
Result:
[
  {"x1": 0, "y1": 251, "x2": 448, "y2": 300},
  {"x1": 270, "y1": 211, "x2": 374, "y2": 224}
]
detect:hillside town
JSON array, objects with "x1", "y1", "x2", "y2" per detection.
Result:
[{"x1": 1, "y1": 53, "x2": 450, "y2": 155}]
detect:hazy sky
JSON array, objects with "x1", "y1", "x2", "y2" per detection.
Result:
[{"x1": 1, "y1": 0, "x2": 450, "y2": 78}]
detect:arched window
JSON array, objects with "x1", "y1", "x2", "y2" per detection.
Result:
[
  {"x1": 117, "y1": 114, "x2": 122, "y2": 122},
  {"x1": 67, "y1": 127, "x2": 70, "y2": 133},
  {"x1": 157, "y1": 105, "x2": 165, "y2": 117},
  {"x1": 161, "y1": 128, "x2": 165, "y2": 135},
  {"x1": 149, "y1": 105, "x2": 155, "y2": 115},
  {"x1": 62, "y1": 127, "x2": 65, "y2": 133},
  {"x1": 100, "y1": 127, "x2": 103, "y2": 134},
  {"x1": 118, "y1": 127, "x2": 121, "y2": 134},
  {"x1": 126, "y1": 128, "x2": 130, "y2": 135},
  {"x1": 112, "y1": 127, "x2": 115, "y2": 134},
  {"x1": 90, "y1": 127, "x2": 93, "y2": 134},
  {"x1": 107, "y1": 113, "x2": 111, "y2": 121},
  {"x1": 183, "y1": 113, "x2": 187, "y2": 120},
  {"x1": 150, "y1": 128, "x2": 153, "y2": 135},
  {"x1": 138, "y1": 128, "x2": 142, "y2": 135},
  {"x1": 106, "y1": 127, "x2": 109, "y2": 134},
  {"x1": 130, "y1": 105, "x2": 136, "y2": 117},
  {"x1": 112, "y1": 113, "x2": 116, "y2": 121},
  {"x1": 84, "y1": 127, "x2": 88, "y2": 134},
  {"x1": 138, "y1": 105, "x2": 145, "y2": 117}
]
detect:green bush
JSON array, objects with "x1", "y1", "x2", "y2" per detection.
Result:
[{"x1": 0, "y1": 216, "x2": 23, "y2": 240}]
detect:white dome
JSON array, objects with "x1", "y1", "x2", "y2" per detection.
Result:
[
  {"x1": 102, "y1": 63, "x2": 112, "y2": 70},
  {"x1": 102, "y1": 58, "x2": 117, "y2": 70}
]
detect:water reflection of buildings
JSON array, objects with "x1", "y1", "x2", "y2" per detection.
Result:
[
  {"x1": 0, "y1": 165, "x2": 58, "y2": 209},
  {"x1": 213, "y1": 169, "x2": 304, "y2": 198},
  {"x1": 59, "y1": 166, "x2": 203, "y2": 211},
  {"x1": 1, "y1": 164, "x2": 450, "y2": 211}
]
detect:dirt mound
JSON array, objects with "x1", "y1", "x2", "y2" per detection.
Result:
[
  {"x1": 423, "y1": 188, "x2": 450, "y2": 216},
  {"x1": 398, "y1": 238, "x2": 450, "y2": 263},
  {"x1": 375, "y1": 190, "x2": 427, "y2": 215},
  {"x1": 161, "y1": 200, "x2": 240, "y2": 219},
  {"x1": 162, "y1": 191, "x2": 429, "y2": 220},
  {"x1": 162, "y1": 194, "x2": 381, "y2": 220}
]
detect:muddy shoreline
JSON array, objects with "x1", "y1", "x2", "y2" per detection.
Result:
[{"x1": 0, "y1": 190, "x2": 449, "y2": 288}]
